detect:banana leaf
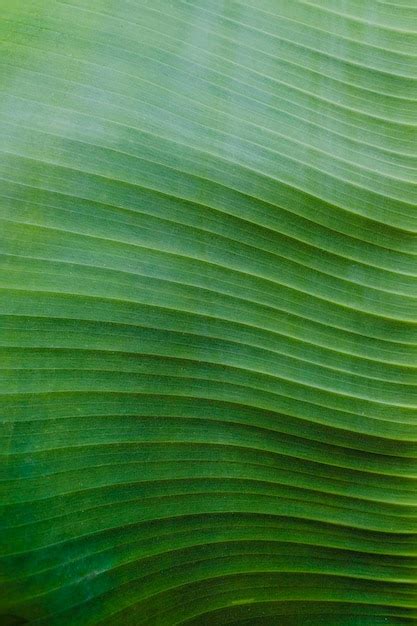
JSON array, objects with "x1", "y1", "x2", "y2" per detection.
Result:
[{"x1": 1, "y1": 1, "x2": 417, "y2": 624}]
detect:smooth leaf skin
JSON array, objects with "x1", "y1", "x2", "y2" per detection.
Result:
[{"x1": 1, "y1": 0, "x2": 417, "y2": 625}]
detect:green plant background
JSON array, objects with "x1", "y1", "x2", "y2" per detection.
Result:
[{"x1": 1, "y1": 1, "x2": 417, "y2": 624}]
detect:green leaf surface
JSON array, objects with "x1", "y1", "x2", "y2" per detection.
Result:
[{"x1": 1, "y1": 1, "x2": 416, "y2": 624}]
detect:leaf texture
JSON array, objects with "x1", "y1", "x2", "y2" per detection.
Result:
[{"x1": 1, "y1": 1, "x2": 417, "y2": 624}]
